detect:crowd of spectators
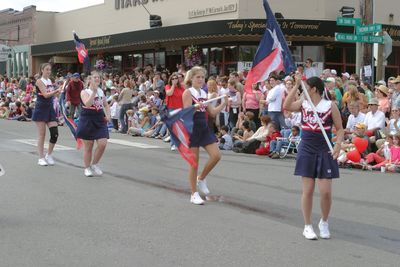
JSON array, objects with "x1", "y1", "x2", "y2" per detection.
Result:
[{"x1": 1, "y1": 60, "x2": 400, "y2": 173}]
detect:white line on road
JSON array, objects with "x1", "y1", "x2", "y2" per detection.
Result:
[
  {"x1": 108, "y1": 139, "x2": 161, "y2": 149},
  {"x1": 14, "y1": 139, "x2": 75, "y2": 151}
]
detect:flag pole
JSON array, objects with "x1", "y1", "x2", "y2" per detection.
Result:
[{"x1": 300, "y1": 80, "x2": 334, "y2": 153}]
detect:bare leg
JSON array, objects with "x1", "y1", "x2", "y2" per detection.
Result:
[
  {"x1": 47, "y1": 121, "x2": 58, "y2": 155},
  {"x1": 188, "y1": 147, "x2": 200, "y2": 193},
  {"x1": 92, "y1": 138, "x2": 107, "y2": 165},
  {"x1": 302, "y1": 177, "x2": 315, "y2": 225},
  {"x1": 83, "y1": 140, "x2": 94, "y2": 168},
  {"x1": 35, "y1": 122, "x2": 46, "y2": 158},
  {"x1": 317, "y1": 179, "x2": 332, "y2": 221},
  {"x1": 198, "y1": 143, "x2": 221, "y2": 180}
]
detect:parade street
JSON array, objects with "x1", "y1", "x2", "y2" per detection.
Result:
[{"x1": 0, "y1": 119, "x2": 399, "y2": 267}]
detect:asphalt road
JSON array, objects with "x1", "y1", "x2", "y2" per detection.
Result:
[{"x1": 0, "y1": 119, "x2": 399, "y2": 267}]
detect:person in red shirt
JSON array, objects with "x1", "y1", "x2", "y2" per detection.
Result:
[
  {"x1": 255, "y1": 122, "x2": 282, "y2": 155},
  {"x1": 66, "y1": 73, "x2": 84, "y2": 118},
  {"x1": 165, "y1": 73, "x2": 185, "y2": 150}
]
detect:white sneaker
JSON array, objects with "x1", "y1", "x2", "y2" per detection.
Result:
[
  {"x1": 38, "y1": 158, "x2": 48, "y2": 166},
  {"x1": 303, "y1": 225, "x2": 318, "y2": 240},
  {"x1": 91, "y1": 164, "x2": 103, "y2": 176},
  {"x1": 190, "y1": 192, "x2": 204, "y2": 205},
  {"x1": 197, "y1": 178, "x2": 210, "y2": 195},
  {"x1": 45, "y1": 153, "x2": 55, "y2": 165},
  {"x1": 84, "y1": 167, "x2": 94, "y2": 177},
  {"x1": 171, "y1": 145, "x2": 177, "y2": 151},
  {"x1": 318, "y1": 219, "x2": 331, "y2": 239},
  {"x1": 163, "y1": 136, "x2": 171, "y2": 142}
]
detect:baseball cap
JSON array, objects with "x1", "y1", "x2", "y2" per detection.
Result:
[
  {"x1": 331, "y1": 69, "x2": 337, "y2": 76},
  {"x1": 342, "y1": 72, "x2": 350, "y2": 78},
  {"x1": 325, "y1": 77, "x2": 336, "y2": 83},
  {"x1": 72, "y1": 72, "x2": 80, "y2": 78},
  {"x1": 375, "y1": 80, "x2": 386, "y2": 86}
]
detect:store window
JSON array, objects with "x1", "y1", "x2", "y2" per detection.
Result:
[
  {"x1": 224, "y1": 46, "x2": 237, "y2": 62},
  {"x1": 290, "y1": 46, "x2": 302, "y2": 62},
  {"x1": 325, "y1": 46, "x2": 343, "y2": 63},
  {"x1": 134, "y1": 54, "x2": 143, "y2": 68},
  {"x1": 345, "y1": 47, "x2": 356, "y2": 64},
  {"x1": 303, "y1": 46, "x2": 324, "y2": 62},
  {"x1": 155, "y1": 52, "x2": 165, "y2": 69},
  {"x1": 210, "y1": 47, "x2": 223, "y2": 75},
  {"x1": 239, "y1": 45, "x2": 257, "y2": 61},
  {"x1": 113, "y1": 55, "x2": 122, "y2": 72},
  {"x1": 144, "y1": 52, "x2": 154, "y2": 67}
]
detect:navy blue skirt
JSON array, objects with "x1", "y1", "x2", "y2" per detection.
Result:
[
  {"x1": 76, "y1": 109, "x2": 109, "y2": 140},
  {"x1": 32, "y1": 102, "x2": 57, "y2": 122},
  {"x1": 189, "y1": 112, "x2": 217, "y2": 148},
  {"x1": 294, "y1": 130, "x2": 339, "y2": 179}
]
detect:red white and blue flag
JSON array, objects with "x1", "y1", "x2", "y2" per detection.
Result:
[
  {"x1": 244, "y1": 0, "x2": 295, "y2": 93},
  {"x1": 73, "y1": 31, "x2": 90, "y2": 72},
  {"x1": 161, "y1": 106, "x2": 198, "y2": 168}
]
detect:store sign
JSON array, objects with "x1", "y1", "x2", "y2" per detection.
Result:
[
  {"x1": 0, "y1": 44, "x2": 12, "y2": 62},
  {"x1": 89, "y1": 36, "x2": 112, "y2": 48},
  {"x1": 115, "y1": 0, "x2": 164, "y2": 10},
  {"x1": 237, "y1": 61, "x2": 252, "y2": 72},
  {"x1": 188, "y1": 3, "x2": 237, "y2": 19}
]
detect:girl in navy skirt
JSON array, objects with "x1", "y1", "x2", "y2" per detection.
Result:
[
  {"x1": 283, "y1": 75, "x2": 343, "y2": 240},
  {"x1": 76, "y1": 71, "x2": 110, "y2": 177},
  {"x1": 32, "y1": 63, "x2": 63, "y2": 166},
  {"x1": 182, "y1": 66, "x2": 228, "y2": 205}
]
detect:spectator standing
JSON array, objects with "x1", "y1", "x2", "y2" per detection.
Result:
[
  {"x1": 66, "y1": 73, "x2": 84, "y2": 119},
  {"x1": 304, "y1": 58, "x2": 317, "y2": 79},
  {"x1": 266, "y1": 75, "x2": 286, "y2": 129},
  {"x1": 242, "y1": 82, "x2": 263, "y2": 128}
]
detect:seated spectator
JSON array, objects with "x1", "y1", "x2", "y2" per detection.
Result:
[
  {"x1": 269, "y1": 125, "x2": 301, "y2": 159},
  {"x1": 375, "y1": 85, "x2": 390, "y2": 116},
  {"x1": 255, "y1": 122, "x2": 282, "y2": 155},
  {"x1": 127, "y1": 107, "x2": 151, "y2": 136},
  {"x1": 232, "y1": 121, "x2": 254, "y2": 148},
  {"x1": 144, "y1": 107, "x2": 164, "y2": 137},
  {"x1": 364, "y1": 98, "x2": 385, "y2": 144},
  {"x1": 344, "y1": 101, "x2": 366, "y2": 139},
  {"x1": 245, "y1": 111, "x2": 257, "y2": 133},
  {"x1": 386, "y1": 107, "x2": 400, "y2": 136},
  {"x1": 218, "y1": 125, "x2": 233, "y2": 150},
  {"x1": 363, "y1": 134, "x2": 400, "y2": 170}
]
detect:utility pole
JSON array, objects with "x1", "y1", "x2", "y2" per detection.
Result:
[
  {"x1": 356, "y1": 0, "x2": 363, "y2": 77},
  {"x1": 361, "y1": 0, "x2": 374, "y2": 84}
]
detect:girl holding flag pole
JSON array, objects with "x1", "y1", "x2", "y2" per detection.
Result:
[
  {"x1": 182, "y1": 66, "x2": 228, "y2": 205},
  {"x1": 283, "y1": 74, "x2": 343, "y2": 240}
]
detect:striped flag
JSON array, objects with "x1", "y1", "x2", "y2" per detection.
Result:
[
  {"x1": 161, "y1": 106, "x2": 198, "y2": 168},
  {"x1": 73, "y1": 31, "x2": 90, "y2": 72}
]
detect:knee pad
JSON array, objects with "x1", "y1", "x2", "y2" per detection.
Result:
[{"x1": 49, "y1": 126, "x2": 59, "y2": 144}]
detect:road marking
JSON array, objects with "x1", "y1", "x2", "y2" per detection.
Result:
[
  {"x1": 14, "y1": 138, "x2": 162, "y2": 151},
  {"x1": 0, "y1": 163, "x2": 5, "y2": 176},
  {"x1": 108, "y1": 139, "x2": 161, "y2": 149},
  {"x1": 14, "y1": 139, "x2": 75, "y2": 151}
]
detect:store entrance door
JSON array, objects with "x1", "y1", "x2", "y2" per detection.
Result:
[{"x1": 165, "y1": 52, "x2": 182, "y2": 73}]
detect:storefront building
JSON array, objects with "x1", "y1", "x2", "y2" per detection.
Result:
[
  {"x1": 0, "y1": 5, "x2": 56, "y2": 77},
  {"x1": 26, "y1": 0, "x2": 400, "y2": 78}
]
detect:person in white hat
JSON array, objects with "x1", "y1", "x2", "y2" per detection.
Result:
[{"x1": 363, "y1": 98, "x2": 385, "y2": 139}]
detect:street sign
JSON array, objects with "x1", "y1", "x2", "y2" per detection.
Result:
[
  {"x1": 383, "y1": 32, "x2": 393, "y2": 59},
  {"x1": 335, "y1": 33, "x2": 359, "y2": 42},
  {"x1": 356, "y1": 23, "x2": 382, "y2": 35},
  {"x1": 336, "y1": 17, "x2": 361, "y2": 26},
  {"x1": 335, "y1": 33, "x2": 384, "y2": 44}
]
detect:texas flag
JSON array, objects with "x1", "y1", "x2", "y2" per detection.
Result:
[
  {"x1": 160, "y1": 106, "x2": 198, "y2": 168},
  {"x1": 73, "y1": 31, "x2": 90, "y2": 72},
  {"x1": 244, "y1": 0, "x2": 295, "y2": 93}
]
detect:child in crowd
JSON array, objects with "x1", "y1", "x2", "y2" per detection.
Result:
[
  {"x1": 269, "y1": 125, "x2": 301, "y2": 159},
  {"x1": 218, "y1": 125, "x2": 233, "y2": 150},
  {"x1": 255, "y1": 122, "x2": 281, "y2": 155},
  {"x1": 232, "y1": 120, "x2": 254, "y2": 149},
  {"x1": 127, "y1": 107, "x2": 151, "y2": 136},
  {"x1": 110, "y1": 95, "x2": 120, "y2": 132}
]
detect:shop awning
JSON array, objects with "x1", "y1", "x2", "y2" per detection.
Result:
[{"x1": 31, "y1": 19, "x2": 400, "y2": 56}]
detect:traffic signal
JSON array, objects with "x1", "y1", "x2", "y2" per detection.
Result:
[{"x1": 150, "y1": 15, "x2": 162, "y2": 28}]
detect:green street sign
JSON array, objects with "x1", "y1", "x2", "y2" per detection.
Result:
[
  {"x1": 356, "y1": 23, "x2": 382, "y2": 35},
  {"x1": 360, "y1": 35, "x2": 384, "y2": 44},
  {"x1": 335, "y1": 33, "x2": 384, "y2": 44},
  {"x1": 335, "y1": 33, "x2": 359, "y2": 42},
  {"x1": 336, "y1": 17, "x2": 361, "y2": 26}
]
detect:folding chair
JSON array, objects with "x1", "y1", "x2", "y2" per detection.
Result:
[{"x1": 278, "y1": 135, "x2": 301, "y2": 158}]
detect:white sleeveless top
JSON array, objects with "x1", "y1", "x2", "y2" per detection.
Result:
[
  {"x1": 82, "y1": 88, "x2": 105, "y2": 111},
  {"x1": 189, "y1": 87, "x2": 208, "y2": 112},
  {"x1": 301, "y1": 99, "x2": 333, "y2": 132},
  {"x1": 40, "y1": 77, "x2": 54, "y2": 93}
]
